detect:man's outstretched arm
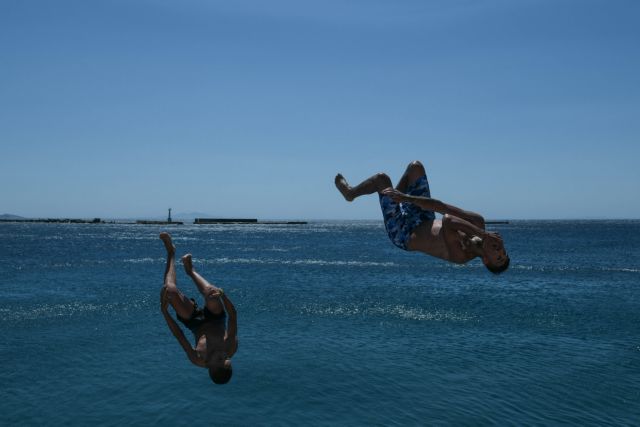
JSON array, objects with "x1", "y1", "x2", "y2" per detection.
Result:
[
  {"x1": 442, "y1": 214, "x2": 488, "y2": 239},
  {"x1": 221, "y1": 292, "x2": 238, "y2": 357},
  {"x1": 381, "y1": 188, "x2": 485, "y2": 229},
  {"x1": 160, "y1": 289, "x2": 205, "y2": 367},
  {"x1": 442, "y1": 213, "x2": 504, "y2": 252}
]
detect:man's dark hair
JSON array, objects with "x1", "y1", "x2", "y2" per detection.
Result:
[
  {"x1": 209, "y1": 366, "x2": 232, "y2": 384},
  {"x1": 486, "y1": 256, "x2": 510, "y2": 274}
]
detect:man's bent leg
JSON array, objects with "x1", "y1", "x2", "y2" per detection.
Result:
[
  {"x1": 396, "y1": 160, "x2": 426, "y2": 193},
  {"x1": 160, "y1": 232, "x2": 195, "y2": 320},
  {"x1": 335, "y1": 172, "x2": 393, "y2": 201},
  {"x1": 182, "y1": 254, "x2": 224, "y2": 314}
]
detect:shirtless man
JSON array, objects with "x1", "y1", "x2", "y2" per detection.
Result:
[
  {"x1": 335, "y1": 161, "x2": 509, "y2": 274},
  {"x1": 159, "y1": 232, "x2": 238, "y2": 384}
]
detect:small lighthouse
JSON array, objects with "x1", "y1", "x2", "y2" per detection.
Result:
[{"x1": 168, "y1": 208, "x2": 172, "y2": 223}]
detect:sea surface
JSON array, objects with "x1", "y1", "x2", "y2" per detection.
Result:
[{"x1": 1, "y1": 220, "x2": 639, "y2": 426}]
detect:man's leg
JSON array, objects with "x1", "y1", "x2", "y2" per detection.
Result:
[
  {"x1": 395, "y1": 160, "x2": 426, "y2": 193},
  {"x1": 160, "y1": 232, "x2": 195, "y2": 319},
  {"x1": 335, "y1": 172, "x2": 393, "y2": 201},
  {"x1": 181, "y1": 254, "x2": 224, "y2": 314}
]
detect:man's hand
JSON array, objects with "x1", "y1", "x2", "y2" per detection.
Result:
[
  {"x1": 381, "y1": 188, "x2": 408, "y2": 203},
  {"x1": 206, "y1": 288, "x2": 224, "y2": 301}
]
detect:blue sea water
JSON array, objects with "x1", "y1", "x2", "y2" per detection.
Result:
[{"x1": 1, "y1": 220, "x2": 639, "y2": 425}]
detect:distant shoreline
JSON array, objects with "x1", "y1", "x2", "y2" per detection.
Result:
[
  {"x1": 0, "y1": 217, "x2": 308, "y2": 225},
  {"x1": 2, "y1": 218, "x2": 640, "y2": 225}
]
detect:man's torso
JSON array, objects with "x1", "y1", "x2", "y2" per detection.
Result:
[
  {"x1": 407, "y1": 219, "x2": 477, "y2": 264},
  {"x1": 194, "y1": 316, "x2": 227, "y2": 355}
]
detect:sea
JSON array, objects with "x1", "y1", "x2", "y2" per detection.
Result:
[{"x1": 1, "y1": 220, "x2": 639, "y2": 426}]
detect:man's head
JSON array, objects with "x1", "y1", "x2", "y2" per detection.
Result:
[
  {"x1": 482, "y1": 233, "x2": 509, "y2": 274},
  {"x1": 207, "y1": 356, "x2": 233, "y2": 384}
]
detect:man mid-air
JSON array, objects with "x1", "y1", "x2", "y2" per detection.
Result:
[
  {"x1": 159, "y1": 232, "x2": 238, "y2": 384},
  {"x1": 335, "y1": 160, "x2": 509, "y2": 274}
]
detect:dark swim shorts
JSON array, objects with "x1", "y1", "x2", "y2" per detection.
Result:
[
  {"x1": 177, "y1": 298, "x2": 226, "y2": 335},
  {"x1": 379, "y1": 175, "x2": 436, "y2": 250}
]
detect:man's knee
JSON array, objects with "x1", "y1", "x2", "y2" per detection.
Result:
[
  {"x1": 165, "y1": 286, "x2": 181, "y2": 298},
  {"x1": 375, "y1": 172, "x2": 393, "y2": 189},
  {"x1": 407, "y1": 160, "x2": 425, "y2": 175}
]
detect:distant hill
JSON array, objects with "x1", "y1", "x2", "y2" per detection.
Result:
[{"x1": 0, "y1": 213, "x2": 25, "y2": 220}]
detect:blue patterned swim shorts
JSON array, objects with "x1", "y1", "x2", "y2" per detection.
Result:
[{"x1": 379, "y1": 175, "x2": 436, "y2": 250}]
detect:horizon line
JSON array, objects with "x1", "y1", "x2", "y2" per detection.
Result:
[{"x1": 2, "y1": 215, "x2": 640, "y2": 222}]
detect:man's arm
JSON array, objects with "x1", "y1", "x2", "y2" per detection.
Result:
[
  {"x1": 442, "y1": 214, "x2": 504, "y2": 254},
  {"x1": 220, "y1": 292, "x2": 238, "y2": 357},
  {"x1": 441, "y1": 213, "x2": 489, "y2": 239},
  {"x1": 381, "y1": 188, "x2": 485, "y2": 229},
  {"x1": 160, "y1": 289, "x2": 205, "y2": 367}
]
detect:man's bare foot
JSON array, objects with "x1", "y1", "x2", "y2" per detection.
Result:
[
  {"x1": 181, "y1": 254, "x2": 194, "y2": 274},
  {"x1": 159, "y1": 232, "x2": 175, "y2": 254},
  {"x1": 335, "y1": 174, "x2": 354, "y2": 202}
]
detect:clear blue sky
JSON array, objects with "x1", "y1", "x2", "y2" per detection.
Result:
[{"x1": 2, "y1": 0, "x2": 639, "y2": 220}]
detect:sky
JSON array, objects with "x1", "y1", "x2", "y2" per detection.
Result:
[{"x1": 1, "y1": 0, "x2": 639, "y2": 220}]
